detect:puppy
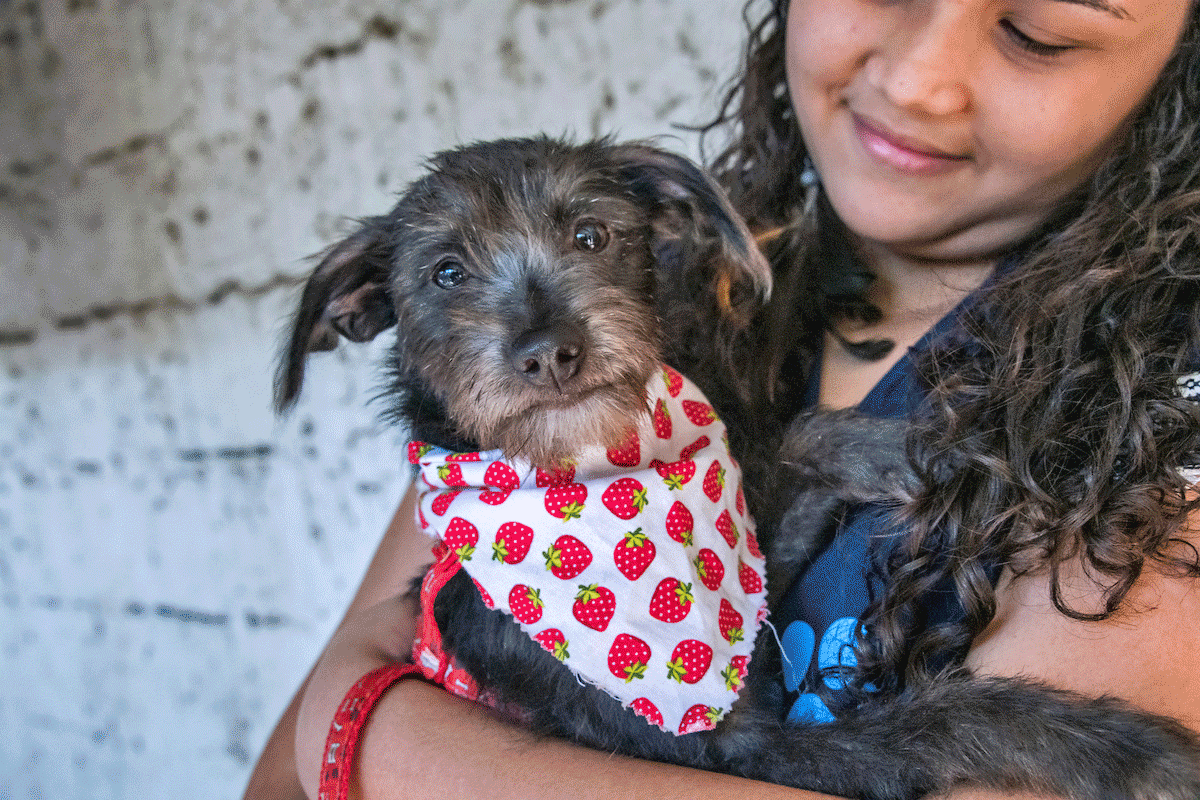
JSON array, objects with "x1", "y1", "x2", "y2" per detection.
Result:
[{"x1": 278, "y1": 136, "x2": 1200, "y2": 800}]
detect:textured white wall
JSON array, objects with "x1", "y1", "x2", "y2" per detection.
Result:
[{"x1": 0, "y1": 0, "x2": 748, "y2": 797}]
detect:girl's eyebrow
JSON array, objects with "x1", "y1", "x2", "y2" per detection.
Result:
[{"x1": 1054, "y1": 0, "x2": 1132, "y2": 21}]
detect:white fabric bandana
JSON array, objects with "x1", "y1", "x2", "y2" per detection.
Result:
[{"x1": 409, "y1": 365, "x2": 768, "y2": 735}]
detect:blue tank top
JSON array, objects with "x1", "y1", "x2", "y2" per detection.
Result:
[{"x1": 773, "y1": 308, "x2": 964, "y2": 724}]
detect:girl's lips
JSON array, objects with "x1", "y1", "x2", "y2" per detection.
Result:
[{"x1": 852, "y1": 113, "x2": 971, "y2": 176}]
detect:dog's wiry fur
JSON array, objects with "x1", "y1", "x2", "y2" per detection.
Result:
[{"x1": 277, "y1": 136, "x2": 1200, "y2": 800}]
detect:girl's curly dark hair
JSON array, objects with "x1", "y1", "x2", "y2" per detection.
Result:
[{"x1": 702, "y1": 0, "x2": 1200, "y2": 698}]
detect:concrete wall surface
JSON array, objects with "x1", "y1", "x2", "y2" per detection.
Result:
[{"x1": 0, "y1": 0, "x2": 748, "y2": 797}]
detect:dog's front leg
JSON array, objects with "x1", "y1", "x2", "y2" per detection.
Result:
[{"x1": 428, "y1": 570, "x2": 715, "y2": 763}]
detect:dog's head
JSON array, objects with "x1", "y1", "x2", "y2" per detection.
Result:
[{"x1": 276, "y1": 136, "x2": 770, "y2": 467}]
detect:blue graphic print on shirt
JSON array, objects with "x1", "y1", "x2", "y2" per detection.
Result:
[{"x1": 781, "y1": 616, "x2": 865, "y2": 724}]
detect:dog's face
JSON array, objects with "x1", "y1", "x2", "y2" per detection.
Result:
[{"x1": 276, "y1": 137, "x2": 770, "y2": 467}]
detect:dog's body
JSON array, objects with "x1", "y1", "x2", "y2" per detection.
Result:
[{"x1": 278, "y1": 136, "x2": 1200, "y2": 800}]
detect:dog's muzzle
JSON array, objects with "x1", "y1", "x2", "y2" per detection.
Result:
[{"x1": 508, "y1": 321, "x2": 587, "y2": 393}]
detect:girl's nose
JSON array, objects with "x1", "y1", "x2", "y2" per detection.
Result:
[{"x1": 865, "y1": 5, "x2": 975, "y2": 117}]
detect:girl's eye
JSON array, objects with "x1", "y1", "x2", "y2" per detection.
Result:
[
  {"x1": 1000, "y1": 19, "x2": 1073, "y2": 58},
  {"x1": 573, "y1": 220, "x2": 611, "y2": 253},
  {"x1": 432, "y1": 260, "x2": 468, "y2": 289}
]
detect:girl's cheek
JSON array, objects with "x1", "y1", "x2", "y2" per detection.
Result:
[{"x1": 788, "y1": 0, "x2": 888, "y2": 91}]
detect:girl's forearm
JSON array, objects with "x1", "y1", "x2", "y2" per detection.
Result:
[
  {"x1": 294, "y1": 594, "x2": 414, "y2": 800},
  {"x1": 242, "y1": 677, "x2": 309, "y2": 800},
  {"x1": 292, "y1": 585, "x2": 822, "y2": 800},
  {"x1": 351, "y1": 678, "x2": 832, "y2": 800}
]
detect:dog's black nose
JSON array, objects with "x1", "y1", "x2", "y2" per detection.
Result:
[{"x1": 509, "y1": 323, "x2": 586, "y2": 392}]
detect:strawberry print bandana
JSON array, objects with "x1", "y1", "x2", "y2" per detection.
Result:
[{"x1": 408, "y1": 365, "x2": 768, "y2": 735}]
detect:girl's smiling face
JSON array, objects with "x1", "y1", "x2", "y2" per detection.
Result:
[{"x1": 786, "y1": 0, "x2": 1192, "y2": 264}]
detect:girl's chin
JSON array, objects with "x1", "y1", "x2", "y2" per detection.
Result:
[{"x1": 822, "y1": 184, "x2": 1027, "y2": 264}]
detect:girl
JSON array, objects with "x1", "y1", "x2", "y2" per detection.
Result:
[{"x1": 245, "y1": 1, "x2": 1200, "y2": 798}]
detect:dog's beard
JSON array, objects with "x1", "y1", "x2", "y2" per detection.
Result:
[
  {"x1": 442, "y1": 353, "x2": 657, "y2": 468},
  {"x1": 468, "y1": 378, "x2": 652, "y2": 467}
]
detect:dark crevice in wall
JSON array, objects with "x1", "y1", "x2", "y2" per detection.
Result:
[
  {"x1": 79, "y1": 113, "x2": 191, "y2": 171},
  {"x1": 299, "y1": 14, "x2": 402, "y2": 70},
  {"x1": 0, "y1": 272, "x2": 305, "y2": 347},
  {"x1": 0, "y1": 329, "x2": 37, "y2": 346},
  {"x1": 82, "y1": 131, "x2": 169, "y2": 169}
]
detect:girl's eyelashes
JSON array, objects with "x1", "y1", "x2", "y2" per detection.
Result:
[{"x1": 999, "y1": 18, "x2": 1075, "y2": 58}]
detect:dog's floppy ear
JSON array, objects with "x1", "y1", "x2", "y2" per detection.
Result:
[
  {"x1": 274, "y1": 217, "x2": 397, "y2": 413},
  {"x1": 611, "y1": 143, "x2": 771, "y2": 322}
]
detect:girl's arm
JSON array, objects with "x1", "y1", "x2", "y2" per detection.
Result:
[
  {"x1": 966, "y1": 519, "x2": 1200, "y2": 733},
  {"x1": 272, "y1": 482, "x2": 1199, "y2": 800}
]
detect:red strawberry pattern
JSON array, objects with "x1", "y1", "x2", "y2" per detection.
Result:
[
  {"x1": 649, "y1": 578, "x2": 694, "y2": 623},
  {"x1": 443, "y1": 517, "x2": 479, "y2": 561},
  {"x1": 409, "y1": 365, "x2": 766, "y2": 737},
  {"x1": 509, "y1": 584, "x2": 544, "y2": 624},
  {"x1": 652, "y1": 397, "x2": 672, "y2": 439},
  {"x1": 601, "y1": 477, "x2": 648, "y2": 520},
  {"x1": 431, "y1": 489, "x2": 462, "y2": 517},
  {"x1": 543, "y1": 534, "x2": 593, "y2": 579},
  {"x1": 606, "y1": 428, "x2": 641, "y2": 468},
  {"x1": 481, "y1": 461, "x2": 520, "y2": 505},
  {"x1": 679, "y1": 704, "x2": 722, "y2": 734},
  {"x1": 718, "y1": 598, "x2": 744, "y2": 644},
  {"x1": 667, "y1": 639, "x2": 713, "y2": 684},
  {"x1": 738, "y1": 560, "x2": 763, "y2": 595},
  {"x1": 572, "y1": 584, "x2": 616, "y2": 631},
  {"x1": 653, "y1": 458, "x2": 696, "y2": 490},
  {"x1": 681, "y1": 399, "x2": 717, "y2": 427},
  {"x1": 481, "y1": 492, "x2": 513, "y2": 511},
  {"x1": 661, "y1": 365, "x2": 684, "y2": 398},
  {"x1": 745, "y1": 529, "x2": 763, "y2": 559},
  {"x1": 484, "y1": 461, "x2": 520, "y2": 489},
  {"x1": 613, "y1": 528, "x2": 656, "y2": 581},
  {"x1": 407, "y1": 441, "x2": 433, "y2": 464},
  {"x1": 631, "y1": 697, "x2": 664, "y2": 728},
  {"x1": 715, "y1": 509, "x2": 739, "y2": 549},
  {"x1": 694, "y1": 549, "x2": 725, "y2": 591},
  {"x1": 665, "y1": 501, "x2": 694, "y2": 546},
  {"x1": 679, "y1": 435, "x2": 710, "y2": 462},
  {"x1": 607, "y1": 633, "x2": 651, "y2": 683},
  {"x1": 492, "y1": 521, "x2": 534, "y2": 564},
  {"x1": 702, "y1": 460, "x2": 725, "y2": 503},
  {"x1": 437, "y1": 462, "x2": 467, "y2": 487},
  {"x1": 722, "y1": 655, "x2": 749, "y2": 691},
  {"x1": 534, "y1": 628, "x2": 570, "y2": 661},
  {"x1": 536, "y1": 464, "x2": 576, "y2": 487},
  {"x1": 544, "y1": 483, "x2": 587, "y2": 521}
]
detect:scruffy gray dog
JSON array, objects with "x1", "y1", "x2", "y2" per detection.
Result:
[{"x1": 277, "y1": 136, "x2": 1200, "y2": 800}]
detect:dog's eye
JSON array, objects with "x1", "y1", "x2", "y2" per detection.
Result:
[
  {"x1": 573, "y1": 221, "x2": 610, "y2": 253},
  {"x1": 432, "y1": 261, "x2": 468, "y2": 289}
]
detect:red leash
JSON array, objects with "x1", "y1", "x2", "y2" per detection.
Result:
[
  {"x1": 318, "y1": 543, "x2": 481, "y2": 800},
  {"x1": 318, "y1": 662, "x2": 420, "y2": 800}
]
